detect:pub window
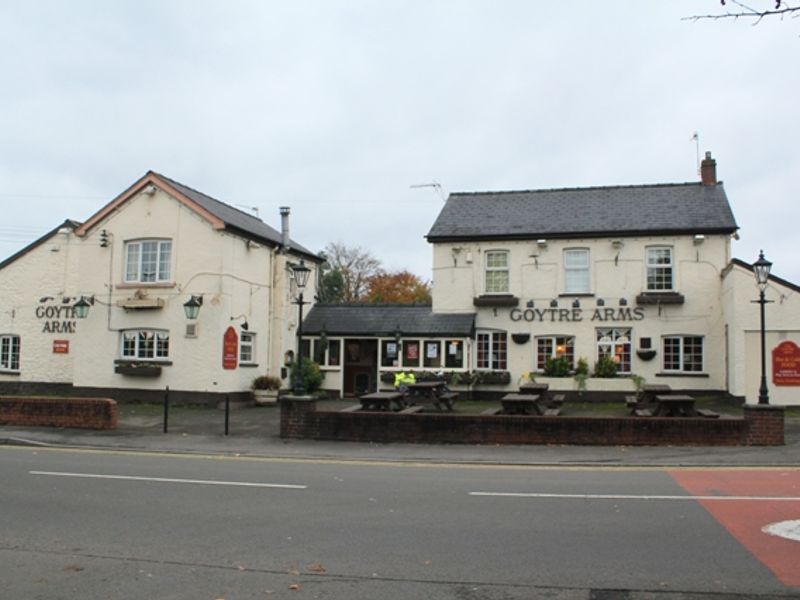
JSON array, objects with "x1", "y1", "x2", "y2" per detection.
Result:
[
  {"x1": 646, "y1": 246, "x2": 673, "y2": 291},
  {"x1": 312, "y1": 338, "x2": 341, "y2": 368},
  {"x1": 596, "y1": 328, "x2": 631, "y2": 374},
  {"x1": 663, "y1": 336, "x2": 703, "y2": 373},
  {"x1": 476, "y1": 331, "x2": 507, "y2": 370},
  {"x1": 536, "y1": 336, "x2": 575, "y2": 371},
  {"x1": 124, "y1": 239, "x2": 172, "y2": 284},
  {"x1": 327, "y1": 339, "x2": 341, "y2": 366},
  {"x1": 485, "y1": 250, "x2": 510, "y2": 294},
  {"x1": 402, "y1": 340, "x2": 421, "y2": 368},
  {"x1": 239, "y1": 331, "x2": 256, "y2": 364},
  {"x1": 299, "y1": 339, "x2": 311, "y2": 360},
  {"x1": 423, "y1": 341, "x2": 442, "y2": 368},
  {"x1": 444, "y1": 340, "x2": 464, "y2": 369},
  {"x1": 564, "y1": 249, "x2": 590, "y2": 294},
  {"x1": 381, "y1": 339, "x2": 400, "y2": 367},
  {"x1": 0, "y1": 334, "x2": 20, "y2": 371},
  {"x1": 121, "y1": 329, "x2": 170, "y2": 360}
]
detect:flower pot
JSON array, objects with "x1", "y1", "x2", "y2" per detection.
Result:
[{"x1": 253, "y1": 389, "x2": 279, "y2": 405}]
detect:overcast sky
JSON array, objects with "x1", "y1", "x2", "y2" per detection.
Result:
[{"x1": 1, "y1": 1, "x2": 798, "y2": 287}]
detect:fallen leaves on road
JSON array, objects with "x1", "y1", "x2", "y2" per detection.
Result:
[
  {"x1": 63, "y1": 565, "x2": 84, "y2": 572},
  {"x1": 306, "y1": 563, "x2": 326, "y2": 573},
  {"x1": 289, "y1": 584, "x2": 301, "y2": 591}
]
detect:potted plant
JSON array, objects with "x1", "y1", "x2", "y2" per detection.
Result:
[{"x1": 252, "y1": 375, "x2": 282, "y2": 404}]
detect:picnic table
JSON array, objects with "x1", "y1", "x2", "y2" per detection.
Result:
[
  {"x1": 359, "y1": 391, "x2": 407, "y2": 412},
  {"x1": 519, "y1": 382, "x2": 549, "y2": 395},
  {"x1": 627, "y1": 383, "x2": 672, "y2": 413},
  {"x1": 501, "y1": 393, "x2": 544, "y2": 415},
  {"x1": 406, "y1": 381, "x2": 458, "y2": 411},
  {"x1": 654, "y1": 394, "x2": 697, "y2": 417}
]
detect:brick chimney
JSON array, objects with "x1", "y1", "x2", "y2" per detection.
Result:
[{"x1": 700, "y1": 151, "x2": 717, "y2": 185}]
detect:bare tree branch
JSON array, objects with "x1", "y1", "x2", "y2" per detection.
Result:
[{"x1": 684, "y1": 0, "x2": 800, "y2": 24}]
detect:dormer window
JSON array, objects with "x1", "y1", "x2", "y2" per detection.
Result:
[
  {"x1": 125, "y1": 239, "x2": 172, "y2": 283},
  {"x1": 485, "y1": 250, "x2": 509, "y2": 294}
]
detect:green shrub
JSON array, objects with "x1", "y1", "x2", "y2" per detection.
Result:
[
  {"x1": 543, "y1": 356, "x2": 571, "y2": 377},
  {"x1": 593, "y1": 355, "x2": 618, "y2": 378},
  {"x1": 575, "y1": 357, "x2": 589, "y2": 376},
  {"x1": 291, "y1": 357, "x2": 325, "y2": 394}
]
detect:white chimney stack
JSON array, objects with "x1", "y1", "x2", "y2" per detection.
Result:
[{"x1": 279, "y1": 206, "x2": 291, "y2": 253}]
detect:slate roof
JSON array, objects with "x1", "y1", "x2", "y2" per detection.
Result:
[
  {"x1": 302, "y1": 304, "x2": 475, "y2": 337},
  {"x1": 427, "y1": 182, "x2": 738, "y2": 241},
  {"x1": 153, "y1": 172, "x2": 319, "y2": 259}
]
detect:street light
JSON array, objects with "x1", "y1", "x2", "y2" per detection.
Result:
[
  {"x1": 752, "y1": 250, "x2": 773, "y2": 405},
  {"x1": 292, "y1": 259, "x2": 311, "y2": 396},
  {"x1": 183, "y1": 295, "x2": 203, "y2": 320}
]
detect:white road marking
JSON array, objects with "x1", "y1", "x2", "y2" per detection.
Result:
[
  {"x1": 762, "y1": 519, "x2": 800, "y2": 542},
  {"x1": 30, "y1": 471, "x2": 306, "y2": 489},
  {"x1": 469, "y1": 492, "x2": 800, "y2": 501}
]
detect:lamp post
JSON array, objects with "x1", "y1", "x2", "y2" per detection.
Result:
[
  {"x1": 292, "y1": 259, "x2": 311, "y2": 396},
  {"x1": 752, "y1": 250, "x2": 772, "y2": 405}
]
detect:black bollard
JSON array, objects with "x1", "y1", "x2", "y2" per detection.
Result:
[
  {"x1": 163, "y1": 386, "x2": 170, "y2": 434},
  {"x1": 224, "y1": 394, "x2": 230, "y2": 436}
]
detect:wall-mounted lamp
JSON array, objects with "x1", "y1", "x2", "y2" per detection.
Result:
[
  {"x1": 142, "y1": 184, "x2": 157, "y2": 196},
  {"x1": 550, "y1": 299, "x2": 558, "y2": 308},
  {"x1": 526, "y1": 300, "x2": 535, "y2": 308},
  {"x1": 61, "y1": 297, "x2": 73, "y2": 304},
  {"x1": 537, "y1": 239, "x2": 548, "y2": 249},
  {"x1": 693, "y1": 234, "x2": 706, "y2": 245},
  {"x1": 611, "y1": 240, "x2": 624, "y2": 249},
  {"x1": 394, "y1": 325, "x2": 402, "y2": 345},
  {"x1": 619, "y1": 298, "x2": 628, "y2": 307},
  {"x1": 73, "y1": 296, "x2": 95, "y2": 319},
  {"x1": 596, "y1": 298, "x2": 605, "y2": 307},
  {"x1": 39, "y1": 296, "x2": 54, "y2": 303},
  {"x1": 230, "y1": 314, "x2": 249, "y2": 330},
  {"x1": 100, "y1": 230, "x2": 109, "y2": 248},
  {"x1": 572, "y1": 299, "x2": 581, "y2": 308},
  {"x1": 183, "y1": 295, "x2": 203, "y2": 320}
]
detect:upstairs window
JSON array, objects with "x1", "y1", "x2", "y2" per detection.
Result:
[
  {"x1": 564, "y1": 249, "x2": 590, "y2": 294},
  {"x1": 485, "y1": 251, "x2": 509, "y2": 294},
  {"x1": 0, "y1": 334, "x2": 20, "y2": 371},
  {"x1": 646, "y1": 247, "x2": 673, "y2": 291},
  {"x1": 121, "y1": 330, "x2": 170, "y2": 360},
  {"x1": 125, "y1": 239, "x2": 172, "y2": 283}
]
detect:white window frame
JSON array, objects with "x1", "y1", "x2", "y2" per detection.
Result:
[
  {"x1": 646, "y1": 246, "x2": 674, "y2": 291},
  {"x1": 239, "y1": 331, "x2": 256, "y2": 364},
  {"x1": 0, "y1": 334, "x2": 20, "y2": 371},
  {"x1": 596, "y1": 328, "x2": 632, "y2": 374},
  {"x1": 120, "y1": 329, "x2": 170, "y2": 361},
  {"x1": 663, "y1": 335, "x2": 704, "y2": 373},
  {"x1": 485, "y1": 250, "x2": 510, "y2": 294},
  {"x1": 564, "y1": 248, "x2": 590, "y2": 294},
  {"x1": 476, "y1": 330, "x2": 507, "y2": 370},
  {"x1": 313, "y1": 338, "x2": 342, "y2": 368},
  {"x1": 124, "y1": 239, "x2": 172, "y2": 284},
  {"x1": 536, "y1": 335, "x2": 575, "y2": 371}
]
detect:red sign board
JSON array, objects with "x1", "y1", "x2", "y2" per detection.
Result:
[
  {"x1": 773, "y1": 340, "x2": 800, "y2": 386},
  {"x1": 222, "y1": 326, "x2": 239, "y2": 370},
  {"x1": 53, "y1": 340, "x2": 69, "y2": 354}
]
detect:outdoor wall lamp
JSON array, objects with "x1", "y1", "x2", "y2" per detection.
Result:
[
  {"x1": 291, "y1": 259, "x2": 311, "y2": 396},
  {"x1": 230, "y1": 314, "x2": 249, "y2": 330},
  {"x1": 752, "y1": 250, "x2": 773, "y2": 405},
  {"x1": 572, "y1": 299, "x2": 581, "y2": 308},
  {"x1": 183, "y1": 295, "x2": 203, "y2": 320},
  {"x1": 73, "y1": 296, "x2": 95, "y2": 319},
  {"x1": 550, "y1": 299, "x2": 558, "y2": 308}
]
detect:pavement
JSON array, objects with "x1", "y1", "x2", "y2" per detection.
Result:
[{"x1": 1, "y1": 400, "x2": 799, "y2": 467}]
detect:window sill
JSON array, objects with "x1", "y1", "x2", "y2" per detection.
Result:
[
  {"x1": 655, "y1": 372, "x2": 710, "y2": 378},
  {"x1": 239, "y1": 363, "x2": 259, "y2": 368},
  {"x1": 0, "y1": 370, "x2": 20, "y2": 376},
  {"x1": 116, "y1": 282, "x2": 176, "y2": 289}
]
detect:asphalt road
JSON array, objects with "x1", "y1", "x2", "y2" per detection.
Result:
[{"x1": 1, "y1": 446, "x2": 798, "y2": 599}]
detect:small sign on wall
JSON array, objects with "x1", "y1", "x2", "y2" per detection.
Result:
[
  {"x1": 53, "y1": 340, "x2": 69, "y2": 354},
  {"x1": 222, "y1": 326, "x2": 238, "y2": 370},
  {"x1": 773, "y1": 340, "x2": 800, "y2": 386}
]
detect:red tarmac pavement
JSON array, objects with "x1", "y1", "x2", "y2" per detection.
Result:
[{"x1": 670, "y1": 469, "x2": 800, "y2": 588}]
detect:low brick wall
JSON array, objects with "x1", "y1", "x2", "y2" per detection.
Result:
[
  {"x1": 280, "y1": 398, "x2": 784, "y2": 446},
  {"x1": 0, "y1": 396, "x2": 118, "y2": 430}
]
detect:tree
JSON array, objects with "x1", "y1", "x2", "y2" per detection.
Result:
[
  {"x1": 686, "y1": 1, "x2": 800, "y2": 24},
  {"x1": 320, "y1": 242, "x2": 382, "y2": 303},
  {"x1": 365, "y1": 270, "x2": 432, "y2": 304},
  {"x1": 315, "y1": 251, "x2": 346, "y2": 304}
]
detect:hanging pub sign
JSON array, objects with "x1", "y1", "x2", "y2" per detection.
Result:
[
  {"x1": 773, "y1": 340, "x2": 800, "y2": 386},
  {"x1": 222, "y1": 326, "x2": 238, "y2": 370}
]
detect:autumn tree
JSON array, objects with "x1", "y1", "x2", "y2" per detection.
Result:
[
  {"x1": 319, "y1": 242, "x2": 382, "y2": 303},
  {"x1": 366, "y1": 270, "x2": 432, "y2": 304}
]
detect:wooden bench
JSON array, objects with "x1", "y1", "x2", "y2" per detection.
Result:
[
  {"x1": 340, "y1": 404, "x2": 362, "y2": 413},
  {"x1": 625, "y1": 395, "x2": 639, "y2": 408},
  {"x1": 544, "y1": 408, "x2": 562, "y2": 416},
  {"x1": 634, "y1": 408, "x2": 653, "y2": 417},
  {"x1": 399, "y1": 405, "x2": 424, "y2": 414},
  {"x1": 549, "y1": 393, "x2": 565, "y2": 407},
  {"x1": 438, "y1": 391, "x2": 458, "y2": 411},
  {"x1": 480, "y1": 407, "x2": 503, "y2": 415}
]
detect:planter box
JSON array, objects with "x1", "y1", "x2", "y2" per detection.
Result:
[
  {"x1": 114, "y1": 365, "x2": 162, "y2": 377},
  {"x1": 253, "y1": 389, "x2": 279, "y2": 405}
]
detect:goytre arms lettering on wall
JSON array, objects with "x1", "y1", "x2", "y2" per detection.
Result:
[{"x1": 509, "y1": 306, "x2": 645, "y2": 323}]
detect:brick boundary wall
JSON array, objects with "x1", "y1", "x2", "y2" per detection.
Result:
[
  {"x1": 280, "y1": 398, "x2": 784, "y2": 446},
  {"x1": 0, "y1": 396, "x2": 118, "y2": 430}
]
